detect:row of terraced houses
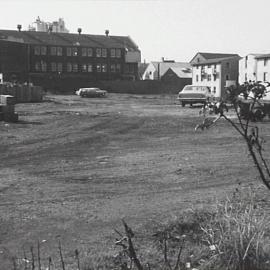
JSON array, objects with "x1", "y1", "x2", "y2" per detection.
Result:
[
  {"x1": 0, "y1": 24, "x2": 269, "y2": 96},
  {"x1": 0, "y1": 26, "x2": 141, "y2": 90}
]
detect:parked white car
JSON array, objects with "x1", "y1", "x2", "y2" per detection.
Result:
[
  {"x1": 75, "y1": 88, "x2": 107, "y2": 98},
  {"x1": 177, "y1": 85, "x2": 212, "y2": 107}
]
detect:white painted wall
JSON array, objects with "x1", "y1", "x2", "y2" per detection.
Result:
[
  {"x1": 192, "y1": 64, "x2": 221, "y2": 98},
  {"x1": 257, "y1": 58, "x2": 270, "y2": 82},
  {"x1": 239, "y1": 54, "x2": 257, "y2": 84},
  {"x1": 142, "y1": 63, "x2": 157, "y2": 80}
]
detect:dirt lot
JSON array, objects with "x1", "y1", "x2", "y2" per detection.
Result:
[{"x1": 0, "y1": 93, "x2": 269, "y2": 268}]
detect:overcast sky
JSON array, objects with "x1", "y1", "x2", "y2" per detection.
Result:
[{"x1": 1, "y1": 0, "x2": 270, "y2": 62}]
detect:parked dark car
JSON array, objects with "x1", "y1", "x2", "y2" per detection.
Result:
[
  {"x1": 177, "y1": 85, "x2": 212, "y2": 107},
  {"x1": 75, "y1": 88, "x2": 107, "y2": 98}
]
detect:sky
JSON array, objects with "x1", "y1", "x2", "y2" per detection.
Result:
[{"x1": 1, "y1": 0, "x2": 270, "y2": 63}]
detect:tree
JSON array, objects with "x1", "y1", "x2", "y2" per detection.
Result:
[{"x1": 196, "y1": 81, "x2": 270, "y2": 190}]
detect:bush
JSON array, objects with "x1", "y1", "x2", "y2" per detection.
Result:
[{"x1": 199, "y1": 187, "x2": 270, "y2": 270}]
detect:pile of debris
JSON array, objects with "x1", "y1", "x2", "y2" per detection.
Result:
[{"x1": 0, "y1": 95, "x2": 18, "y2": 122}]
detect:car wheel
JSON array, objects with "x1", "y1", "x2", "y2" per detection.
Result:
[{"x1": 181, "y1": 102, "x2": 186, "y2": 107}]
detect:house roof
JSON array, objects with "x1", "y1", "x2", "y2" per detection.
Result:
[
  {"x1": 190, "y1": 52, "x2": 240, "y2": 64},
  {"x1": 192, "y1": 56, "x2": 241, "y2": 66},
  {"x1": 165, "y1": 67, "x2": 192, "y2": 79},
  {"x1": 0, "y1": 29, "x2": 140, "y2": 51},
  {"x1": 150, "y1": 62, "x2": 191, "y2": 77},
  {"x1": 255, "y1": 53, "x2": 270, "y2": 59},
  {"x1": 197, "y1": 52, "x2": 240, "y2": 60}
]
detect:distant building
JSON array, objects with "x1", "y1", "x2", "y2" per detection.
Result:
[
  {"x1": 190, "y1": 52, "x2": 241, "y2": 99},
  {"x1": 255, "y1": 54, "x2": 270, "y2": 82},
  {"x1": 161, "y1": 66, "x2": 192, "y2": 85},
  {"x1": 138, "y1": 62, "x2": 148, "y2": 80},
  {"x1": 142, "y1": 59, "x2": 191, "y2": 80},
  {"x1": 0, "y1": 27, "x2": 141, "y2": 90},
  {"x1": 239, "y1": 54, "x2": 260, "y2": 84},
  {"x1": 29, "y1": 17, "x2": 69, "y2": 33},
  {"x1": 239, "y1": 53, "x2": 270, "y2": 83}
]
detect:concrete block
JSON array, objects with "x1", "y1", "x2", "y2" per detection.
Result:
[{"x1": 0, "y1": 95, "x2": 15, "y2": 105}]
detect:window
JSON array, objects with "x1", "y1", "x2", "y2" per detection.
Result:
[
  {"x1": 57, "y1": 63, "x2": 62, "y2": 72},
  {"x1": 207, "y1": 74, "x2": 211, "y2": 81},
  {"x1": 226, "y1": 74, "x2": 230, "y2": 80},
  {"x1": 41, "y1": 61, "x2": 47, "y2": 72},
  {"x1": 102, "y1": 49, "x2": 107, "y2": 57},
  {"x1": 97, "y1": 64, "x2": 101, "y2": 72},
  {"x1": 196, "y1": 66, "x2": 199, "y2": 69},
  {"x1": 50, "y1": 47, "x2": 57, "y2": 56},
  {"x1": 213, "y1": 87, "x2": 216, "y2": 94},
  {"x1": 82, "y1": 64, "x2": 87, "y2": 72},
  {"x1": 110, "y1": 49, "x2": 116, "y2": 58},
  {"x1": 72, "y1": 48, "x2": 78, "y2": 56},
  {"x1": 245, "y1": 73, "x2": 247, "y2": 82},
  {"x1": 264, "y1": 59, "x2": 268, "y2": 66},
  {"x1": 41, "y1": 46, "x2": 47, "y2": 55},
  {"x1": 116, "y1": 49, "x2": 121, "y2": 58},
  {"x1": 67, "y1": 63, "x2": 72, "y2": 72},
  {"x1": 87, "y1": 64, "x2": 93, "y2": 72},
  {"x1": 87, "y1": 48, "x2": 93, "y2": 57},
  {"x1": 51, "y1": 62, "x2": 57, "y2": 72},
  {"x1": 57, "y1": 47, "x2": 62, "y2": 56},
  {"x1": 73, "y1": 63, "x2": 78, "y2": 72},
  {"x1": 82, "y1": 48, "x2": 87, "y2": 57},
  {"x1": 207, "y1": 65, "x2": 211, "y2": 68},
  {"x1": 245, "y1": 56, "x2": 248, "y2": 68},
  {"x1": 34, "y1": 46, "x2": 40, "y2": 55},
  {"x1": 196, "y1": 75, "x2": 199, "y2": 82},
  {"x1": 201, "y1": 75, "x2": 203, "y2": 81},
  {"x1": 96, "y1": 48, "x2": 101, "y2": 57},
  {"x1": 116, "y1": 63, "x2": 121, "y2": 72},
  {"x1": 35, "y1": 62, "x2": 40, "y2": 71},
  {"x1": 111, "y1": 64, "x2": 116, "y2": 73},
  {"x1": 263, "y1": 72, "x2": 267, "y2": 81},
  {"x1": 67, "y1": 47, "x2": 72, "y2": 56},
  {"x1": 102, "y1": 64, "x2": 107, "y2": 72},
  {"x1": 226, "y1": 62, "x2": 230, "y2": 69},
  {"x1": 197, "y1": 58, "x2": 200, "y2": 63}
]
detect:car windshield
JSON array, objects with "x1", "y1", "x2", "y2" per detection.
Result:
[{"x1": 183, "y1": 86, "x2": 209, "y2": 92}]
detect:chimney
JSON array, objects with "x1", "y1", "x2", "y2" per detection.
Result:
[
  {"x1": 17, "y1": 24, "x2": 22, "y2": 32},
  {"x1": 161, "y1": 57, "x2": 165, "y2": 62},
  {"x1": 78, "y1": 28, "x2": 82, "y2": 35},
  {"x1": 105, "y1": 29, "x2": 109, "y2": 37}
]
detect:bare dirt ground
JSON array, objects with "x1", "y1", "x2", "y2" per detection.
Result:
[{"x1": 0, "y1": 93, "x2": 269, "y2": 268}]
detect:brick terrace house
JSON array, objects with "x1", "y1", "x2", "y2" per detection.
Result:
[
  {"x1": 0, "y1": 27, "x2": 141, "y2": 90},
  {"x1": 190, "y1": 52, "x2": 241, "y2": 99}
]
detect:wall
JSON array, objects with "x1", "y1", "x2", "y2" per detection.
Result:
[
  {"x1": 142, "y1": 63, "x2": 156, "y2": 80},
  {"x1": 46, "y1": 78, "x2": 188, "y2": 95},
  {"x1": 257, "y1": 58, "x2": 270, "y2": 82},
  {"x1": 239, "y1": 55, "x2": 257, "y2": 84},
  {"x1": 0, "y1": 84, "x2": 43, "y2": 103},
  {"x1": 192, "y1": 64, "x2": 221, "y2": 98}
]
